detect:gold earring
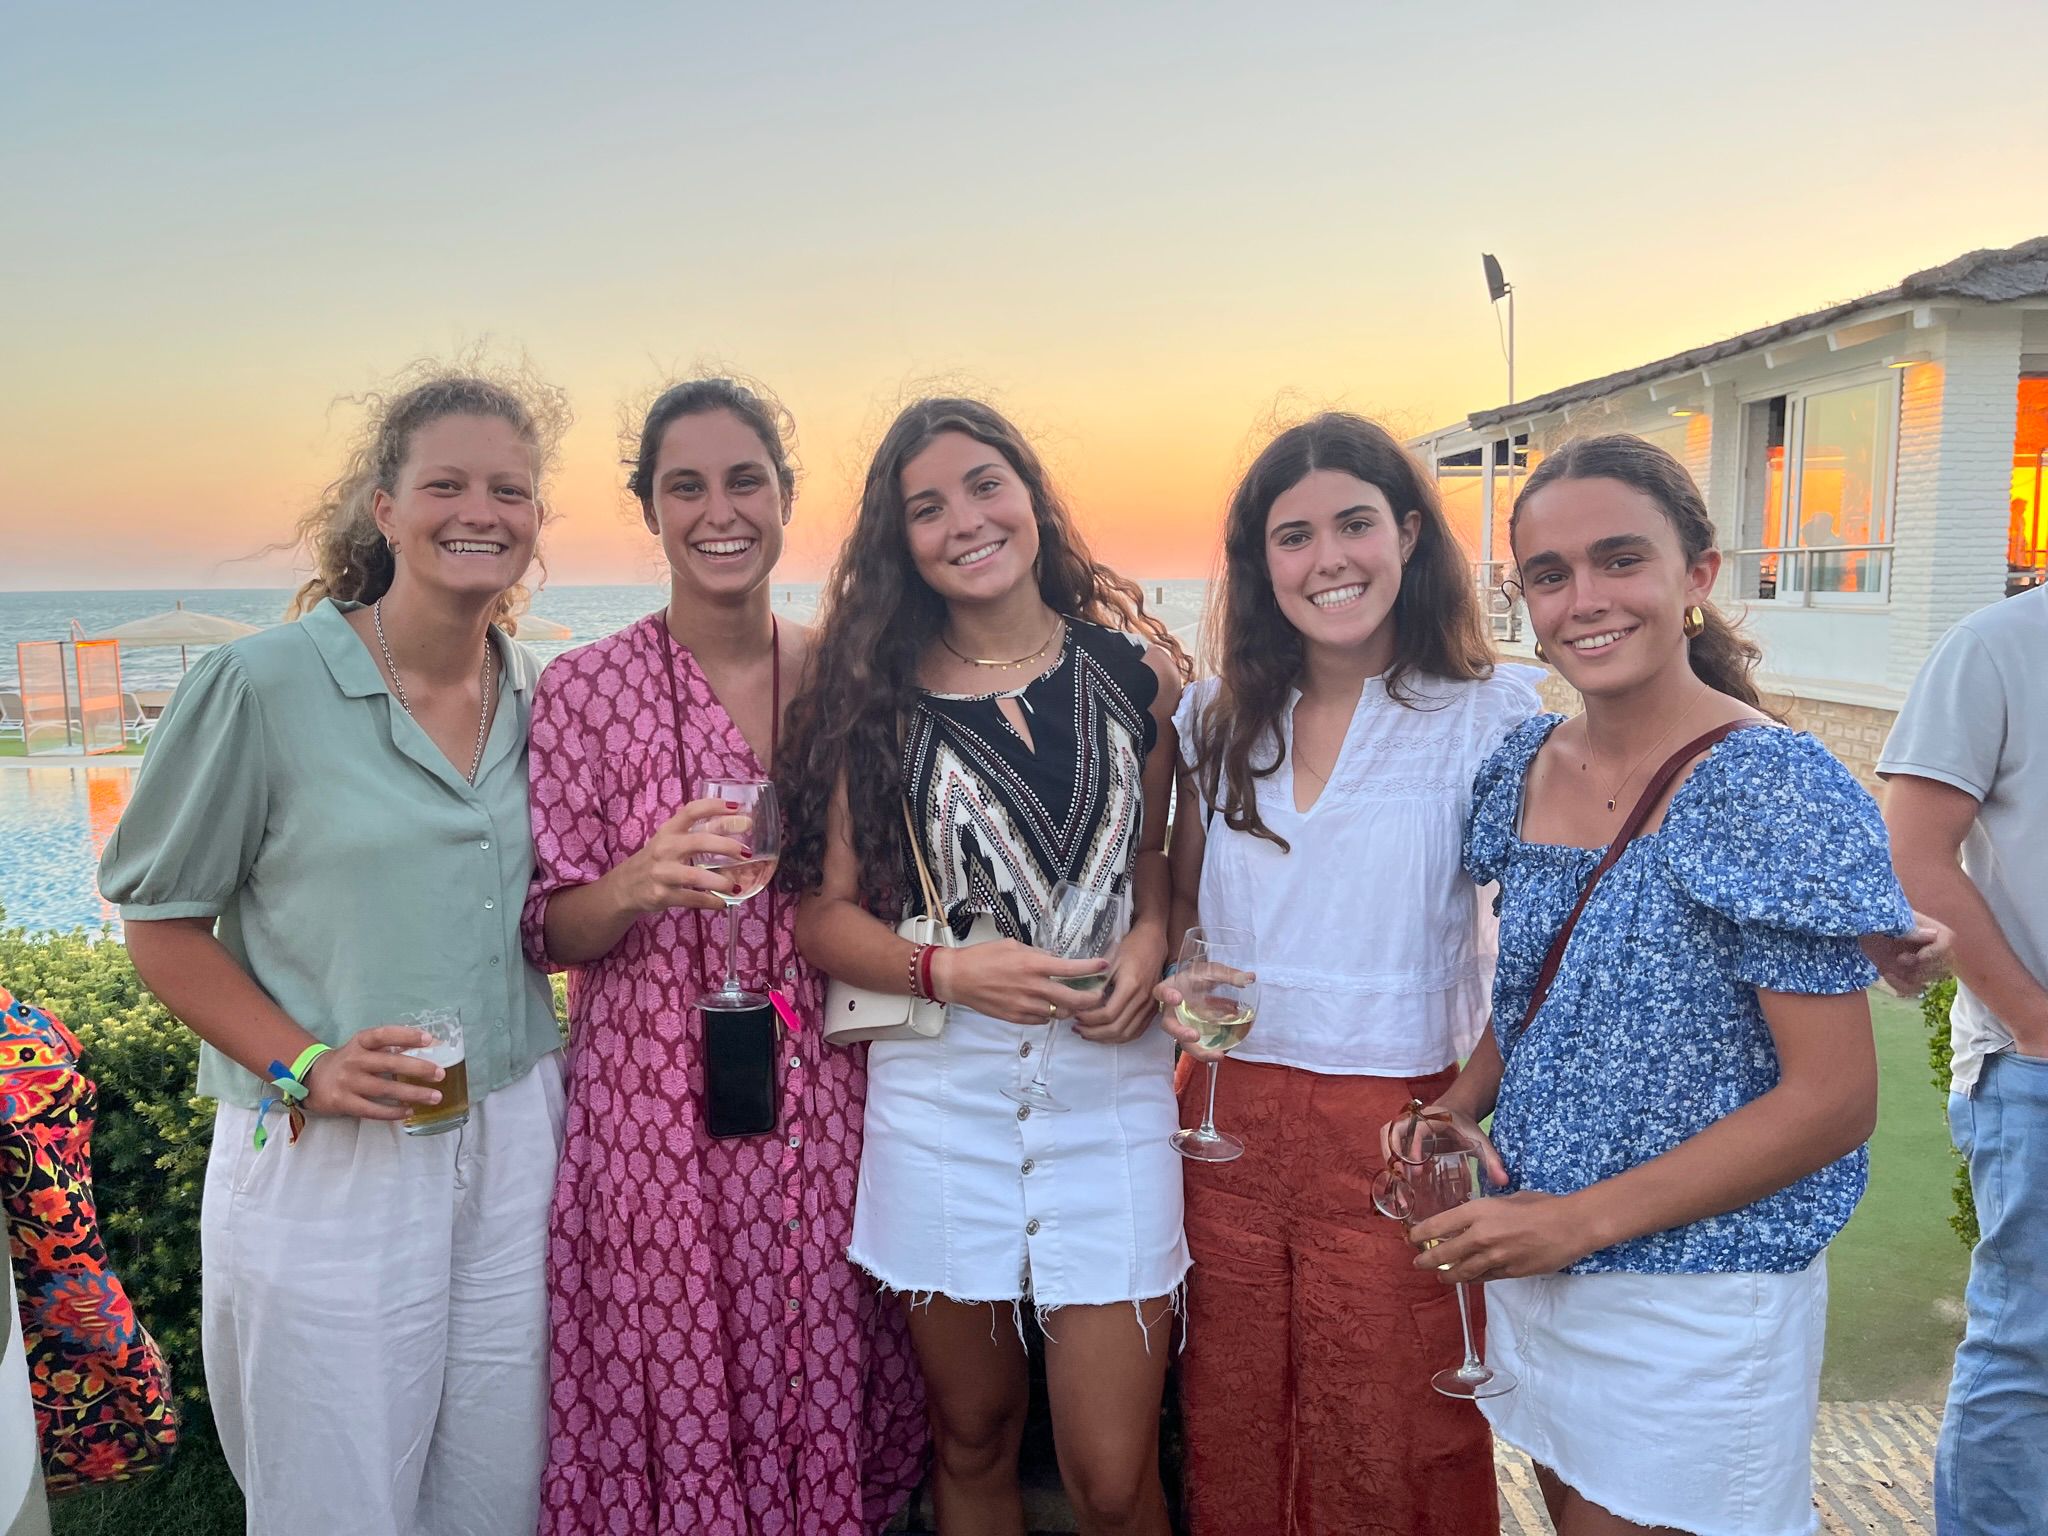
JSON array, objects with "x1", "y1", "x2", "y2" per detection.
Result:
[
  {"x1": 1533, "y1": 639, "x2": 1549, "y2": 663},
  {"x1": 1683, "y1": 604, "x2": 1706, "y2": 638}
]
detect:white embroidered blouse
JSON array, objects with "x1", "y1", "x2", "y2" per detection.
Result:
[{"x1": 1174, "y1": 665, "x2": 1544, "y2": 1076}]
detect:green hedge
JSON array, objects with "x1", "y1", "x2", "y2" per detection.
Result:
[
  {"x1": 1, "y1": 907, "x2": 216, "y2": 1416},
  {"x1": 1922, "y1": 976, "x2": 1979, "y2": 1249}
]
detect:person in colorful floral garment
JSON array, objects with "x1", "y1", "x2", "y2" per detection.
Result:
[{"x1": 523, "y1": 378, "x2": 925, "y2": 1535}]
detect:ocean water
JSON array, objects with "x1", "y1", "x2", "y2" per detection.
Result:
[{"x1": 0, "y1": 582, "x2": 1209, "y2": 935}]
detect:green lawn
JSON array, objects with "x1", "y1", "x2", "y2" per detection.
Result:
[
  {"x1": 48, "y1": 993, "x2": 1967, "y2": 1533},
  {"x1": 1822, "y1": 989, "x2": 1969, "y2": 1402}
]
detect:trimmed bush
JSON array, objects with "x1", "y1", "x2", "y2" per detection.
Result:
[
  {"x1": 1922, "y1": 976, "x2": 1979, "y2": 1249},
  {"x1": 0, "y1": 907, "x2": 215, "y2": 1415}
]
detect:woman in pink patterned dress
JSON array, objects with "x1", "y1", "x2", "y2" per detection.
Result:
[{"x1": 522, "y1": 378, "x2": 926, "y2": 1535}]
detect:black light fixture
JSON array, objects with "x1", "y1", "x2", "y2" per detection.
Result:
[{"x1": 1482, "y1": 253, "x2": 1509, "y2": 304}]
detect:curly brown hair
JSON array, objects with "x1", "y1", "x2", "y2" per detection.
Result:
[
  {"x1": 779, "y1": 397, "x2": 1188, "y2": 906},
  {"x1": 284, "y1": 360, "x2": 570, "y2": 632},
  {"x1": 1191, "y1": 411, "x2": 1494, "y2": 851}
]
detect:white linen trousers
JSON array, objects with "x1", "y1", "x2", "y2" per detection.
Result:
[{"x1": 201, "y1": 1053, "x2": 565, "y2": 1536}]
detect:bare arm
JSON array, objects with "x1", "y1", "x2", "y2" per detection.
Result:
[
  {"x1": 125, "y1": 918, "x2": 443, "y2": 1121},
  {"x1": 1885, "y1": 772, "x2": 2048, "y2": 1053},
  {"x1": 1416, "y1": 985, "x2": 1877, "y2": 1279},
  {"x1": 1164, "y1": 763, "x2": 1204, "y2": 963},
  {"x1": 541, "y1": 797, "x2": 746, "y2": 966}
]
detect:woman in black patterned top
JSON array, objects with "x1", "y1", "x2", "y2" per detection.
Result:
[{"x1": 785, "y1": 398, "x2": 1188, "y2": 1536}]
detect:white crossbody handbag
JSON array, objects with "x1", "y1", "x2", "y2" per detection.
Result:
[{"x1": 822, "y1": 798, "x2": 955, "y2": 1046}]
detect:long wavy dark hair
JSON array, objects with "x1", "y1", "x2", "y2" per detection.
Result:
[
  {"x1": 1510, "y1": 434, "x2": 1772, "y2": 713},
  {"x1": 780, "y1": 397, "x2": 1188, "y2": 906},
  {"x1": 1192, "y1": 412, "x2": 1494, "y2": 851}
]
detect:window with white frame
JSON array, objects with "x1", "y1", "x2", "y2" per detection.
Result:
[{"x1": 1736, "y1": 375, "x2": 1899, "y2": 603}]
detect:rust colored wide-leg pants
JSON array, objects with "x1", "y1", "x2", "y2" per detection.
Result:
[{"x1": 1175, "y1": 1058, "x2": 1499, "y2": 1536}]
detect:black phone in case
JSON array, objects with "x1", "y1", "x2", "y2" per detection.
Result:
[{"x1": 701, "y1": 1001, "x2": 779, "y2": 1139}]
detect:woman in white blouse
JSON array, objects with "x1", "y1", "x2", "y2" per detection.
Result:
[{"x1": 1159, "y1": 413, "x2": 1540, "y2": 1536}]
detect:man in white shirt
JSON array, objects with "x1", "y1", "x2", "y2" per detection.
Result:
[{"x1": 1880, "y1": 583, "x2": 2048, "y2": 1536}]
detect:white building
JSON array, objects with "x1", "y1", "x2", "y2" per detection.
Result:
[{"x1": 1413, "y1": 236, "x2": 2048, "y2": 785}]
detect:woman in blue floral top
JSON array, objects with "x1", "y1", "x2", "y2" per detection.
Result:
[{"x1": 1404, "y1": 435, "x2": 1933, "y2": 1536}]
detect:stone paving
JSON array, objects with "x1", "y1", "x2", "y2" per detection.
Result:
[{"x1": 894, "y1": 1401, "x2": 1941, "y2": 1534}]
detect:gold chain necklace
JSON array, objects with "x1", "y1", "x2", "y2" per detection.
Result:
[
  {"x1": 938, "y1": 619, "x2": 1063, "y2": 670},
  {"x1": 1581, "y1": 681, "x2": 1706, "y2": 812}
]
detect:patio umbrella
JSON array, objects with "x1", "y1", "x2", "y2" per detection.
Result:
[
  {"x1": 518, "y1": 615, "x2": 573, "y2": 641},
  {"x1": 92, "y1": 601, "x2": 260, "y2": 671}
]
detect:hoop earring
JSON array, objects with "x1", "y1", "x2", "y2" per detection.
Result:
[
  {"x1": 1683, "y1": 604, "x2": 1707, "y2": 638},
  {"x1": 1533, "y1": 639, "x2": 1549, "y2": 663}
]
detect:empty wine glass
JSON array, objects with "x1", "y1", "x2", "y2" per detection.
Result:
[
  {"x1": 693, "y1": 779, "x2": 781, "y2": 1010},
  {"x1": 1004, "y1": 881, "x2": 1129, "y2": 1114},
  {"x1": 1373, "y1": 1107, "x2": 1516, "y2": 1400},
  {"x1": 1170, "y1": 925, "x2": 1258, "y2": 1163}
]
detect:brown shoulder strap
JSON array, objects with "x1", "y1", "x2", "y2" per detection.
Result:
[{"x1": 1514, "y1": 721, "x2": 1762, "y2": 1034}]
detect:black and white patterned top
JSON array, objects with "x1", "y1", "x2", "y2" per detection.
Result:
[{"x1": 904, "y1": 621, "x2": 1158, "y2": 945}]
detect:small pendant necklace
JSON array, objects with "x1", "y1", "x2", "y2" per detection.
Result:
[
  {"x1": 1582, "y1": 681, "x2": 1705, "y2": 812},
  {"x1": 938, "y1": 618, "x2": 1063, "y2": 670},
  {"x1": 374, "y1": 598, "x2": 497, "y2": 784}
]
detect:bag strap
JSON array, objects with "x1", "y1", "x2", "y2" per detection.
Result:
[
  {"x1": 1515, "y1": 720, "x2": 1761, "y2": 1034},
  {"x1": 900, "y1": 794, "x2": 944, "y2": 922}
]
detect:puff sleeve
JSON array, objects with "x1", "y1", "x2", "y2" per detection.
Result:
[
  {"x1": 1662, "y1": 729, "x2": 1912, "y2": 994},
  {"x1": 98, "y1": 647, "x2": 270, "y2": 920}
]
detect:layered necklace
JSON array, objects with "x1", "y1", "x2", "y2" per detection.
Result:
[
  {"x1": 938, "y1": 617, "x2": 1064, "y2": 671},
  {"x1": 374, "y1": 598, "x2": 498, "y2": 783}
]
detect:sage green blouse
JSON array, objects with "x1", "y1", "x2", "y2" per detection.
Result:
[{"x1": 98, "y1": 599, "x2": 562, "y2": 1109}]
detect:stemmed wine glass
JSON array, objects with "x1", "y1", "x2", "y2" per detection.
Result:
[
  {"x1": 693, "y1": 779, "x2": 781, "y2": 1010},
  {"x1": 1003, "y1": 880, "x2": 1129, "y2": 1115},
  {"x1": 1170, "y1": 926, "x2": 1258, "y2": 1163},
  {"x1": 1373, "y1": 1109, "x2": 1517, "y2": 1399}
]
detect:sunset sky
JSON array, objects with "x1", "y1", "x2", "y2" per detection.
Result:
[{"x1": 4, "y1": 1, "x2": 2040, "y2": 589}]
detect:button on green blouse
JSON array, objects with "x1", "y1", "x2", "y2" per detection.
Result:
[{"x1": 99, "y1": 599, "x2": 562, "y2": 1109}]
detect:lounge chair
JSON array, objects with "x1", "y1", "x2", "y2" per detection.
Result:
[
  {"x1": 0, "y1": 692, "x2": 22, "y2": 742},
  {"x1": 121, "y1": 692, "x2": 154, "y2": 744}
]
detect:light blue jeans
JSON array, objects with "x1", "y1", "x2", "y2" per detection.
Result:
[{"x1": 1937, "y1": 1050, "x2": 2048, "y2": 1535}]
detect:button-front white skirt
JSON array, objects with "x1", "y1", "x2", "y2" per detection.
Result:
[
  {"x1": 1480, "y1": 1256, "x2": 1829, "y2": 1536},
  {"x1": 851, "y1": 1003, "x2": 1189, "y2": 1313}
]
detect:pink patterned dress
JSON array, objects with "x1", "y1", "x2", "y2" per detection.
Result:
[{"x1": 523, "y1": 615, "x2": 926, "y2": 1536}]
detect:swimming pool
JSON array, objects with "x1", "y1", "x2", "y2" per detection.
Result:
[{"x1": 0, "y1": 766, "x2": 134, "y2": 935}]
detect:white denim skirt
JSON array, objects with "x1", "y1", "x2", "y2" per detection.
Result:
[
  {"x1": 850, "y1": 1001, "x2": 1189, "y2": 1317},
  {"x1": 1480, "y1": 1256, "x2": 1828, "y2": 1536}
]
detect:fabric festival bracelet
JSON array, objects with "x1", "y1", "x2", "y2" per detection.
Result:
[
  {"x1": 253, "y1": 1043, "x2": 334, "y2": 1151},
  {"x1": 918, "y1": 944, "x2": 939, "y2": 1004}
]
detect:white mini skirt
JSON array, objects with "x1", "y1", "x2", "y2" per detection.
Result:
[
  {"x1": 850, "y1": 1002, "x2": 1189, "y2": 1315},
  {"x1": 1480, "y1": 1256, "x2": 1828, "y2": 1536}
]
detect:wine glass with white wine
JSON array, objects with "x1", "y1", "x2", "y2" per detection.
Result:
[
  {"x1": 1170, "y1": 925, "x2": 1257, "y2": 1162},
  {"x1": 1003, "y1": 880, "x2": 1128, "y2": 1114},
  {"x1": 692, "y1": 779, "x2": 781, "y2": 1010},
  {"x1": 1373, "y1": 1111, "x2": 1516, "y2": 1400}
]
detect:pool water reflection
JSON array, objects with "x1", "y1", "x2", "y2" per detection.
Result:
[{"x1": 0, "y1": 767, "x2": 135, "y2": 935}]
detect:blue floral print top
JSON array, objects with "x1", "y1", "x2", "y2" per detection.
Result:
[{"x1": 1463, "y1": 716, "x2": 1913, "y2": 1275}]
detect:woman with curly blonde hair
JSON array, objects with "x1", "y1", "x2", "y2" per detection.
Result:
[{"x1": 102, "y1": 363, "x2": 573, "y2": 1536}]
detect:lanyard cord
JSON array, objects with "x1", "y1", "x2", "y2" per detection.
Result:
[{"x1": 657, "y1": 611, "x2": 782, "y2": 991}]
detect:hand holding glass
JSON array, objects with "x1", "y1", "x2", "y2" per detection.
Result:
[
  {"x1": 1004, "y1": 881, "x2": 1128, "y2": 1114},
  {"x1": 1170, "y1": 926, "x2": 1257, "y2": 1162},
  {"x1": 1372, "y1": 1108, "x2": 1516, "y2": 1399},
  {"x1": 693, "y1": 780, "x2": 780, "y2": 1010},
  {"x1": 398, "y1": 1007, "x2": 469, "y2": 1137}
]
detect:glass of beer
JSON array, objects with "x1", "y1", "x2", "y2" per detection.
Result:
[{"x1": 398, "y1": 1007, "x2": 469, "y2": 1136}]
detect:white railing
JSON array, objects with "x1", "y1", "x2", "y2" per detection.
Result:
[{"x1": 1730, "y1": 543, "x2": 1895, "y2": 605}]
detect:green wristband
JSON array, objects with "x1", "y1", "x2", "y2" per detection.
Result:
[{"x1": 289, "y1": 1043, "x2": 333, "y2": 1083}]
